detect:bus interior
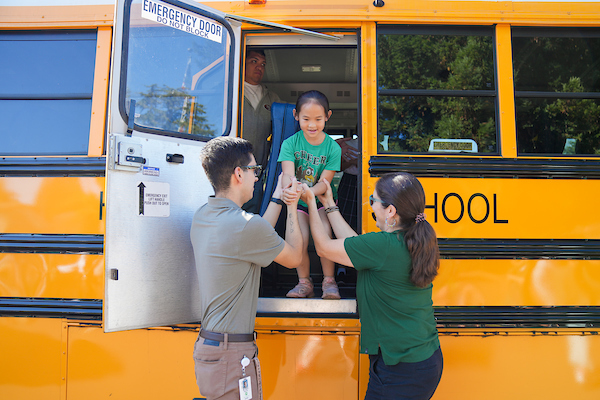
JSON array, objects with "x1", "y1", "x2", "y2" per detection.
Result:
[{"x1": 243, "y1": 34, "x2": 360, "y2": 299}]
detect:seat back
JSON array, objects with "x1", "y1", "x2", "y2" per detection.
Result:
[{"x1": 259, "y1": 102, "x2": 299, "y2": 214}]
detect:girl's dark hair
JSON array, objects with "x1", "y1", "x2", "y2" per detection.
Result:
[
  {"x1": 201, "y1": 136, "x2": 253, "y2": 193},
  {"x1": 376, "y1": 172, "x2": 440, "y2": 288},
  {"x1": 295, "y1": 90, "x2": 330, "y2": 114}
]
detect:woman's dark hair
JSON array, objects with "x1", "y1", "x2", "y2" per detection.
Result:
[
  {"x1": 376, "y1": 172, "x2": 440, "y2": 288},
  {"x1": 295, "y1": 90, "x2": 330, "y2": 114},
  {"x1": 201, "y1": 136, "x2": 253, "y2": 193}
]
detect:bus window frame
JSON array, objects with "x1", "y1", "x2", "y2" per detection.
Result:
[
  {"x1": 0, "y1": 29, "x2": 98, "y2": 157},
  {"x1": 117, "y1": 0, "x2": 237, "y2": 142},
  {"x1": 512, "y1": 27, "x2": 600, "y2": 158},
  {"x1": 376, "y1": 24, "x2": 500, "y2": 156}
]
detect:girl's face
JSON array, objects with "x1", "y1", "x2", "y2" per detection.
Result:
[{"x1": 294, "y1": 101, "x2": 332, "y2": 142}]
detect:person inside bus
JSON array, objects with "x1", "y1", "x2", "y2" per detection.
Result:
[
  {"x1": 301, "y1": 172, "x2": 443, "y2": 400},
  {"x1": 242, "y1": 48, "x2": 281, "y2": 214},
  {"x1": 335, "y1": 135, "x2": 359, "y2": 282},
  {"x1": 278, "y1": 90, "x2": 342, "y2": 299},
  {"x1": 191, "y1": 136, "x2": 303, "y2": 400}
]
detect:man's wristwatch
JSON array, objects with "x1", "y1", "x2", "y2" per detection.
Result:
[{"x1": 270, "y1": 198, "x2": 285, "y2": 206}]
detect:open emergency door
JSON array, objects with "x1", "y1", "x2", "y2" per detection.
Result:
[
  {"x1": 105, "y1": 0, "x2": 339, "y2": 332},
  {"x1": 104, "y1": 0, "x2": 242, "y2": 332}
]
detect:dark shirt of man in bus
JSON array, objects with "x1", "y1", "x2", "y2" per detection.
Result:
[{"x1": 242, "y1": 49, "x2": 281, "y2": 213}]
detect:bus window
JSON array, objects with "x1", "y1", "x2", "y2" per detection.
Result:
[
  {"x1": 512, "y1": 27, "x2": 600, "y2": 156},
  {"x1": 0, "y1": 30, "x2": 96, "y2": 156},
  {"x1": 121, "y1": 0, "x2": 234, "y2": 139},
  {"x1": 377, "y1": 26, "x2": 497, "y2": 154}
]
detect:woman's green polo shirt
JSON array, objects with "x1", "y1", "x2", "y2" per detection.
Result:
[{"x1": 344, "y1": 231, "x2": 440, "y2": 365}]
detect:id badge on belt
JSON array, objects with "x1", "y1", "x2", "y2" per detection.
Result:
[{"x1": 239, "y1": 356, "x2": 252, "y2": 400}]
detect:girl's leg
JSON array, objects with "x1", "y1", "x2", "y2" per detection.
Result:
[
  {"x1": 286, "y1": 211, "x2": 314, "y2": 298},
  {"x1": 318, "y1": 208, "x2": 340, "y2": 300}
]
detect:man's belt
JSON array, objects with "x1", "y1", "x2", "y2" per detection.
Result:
[{"x1": 200, "y1": 329, "x2": 255, "y2": 343}]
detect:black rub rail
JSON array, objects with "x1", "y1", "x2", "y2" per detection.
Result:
[
  {"x1": 0, "y1": 157, "x2": 106, "y2": 177},
  {"x1": 369, "y1": 157, "x2": 600, "y2": 179},
  {"x1": 2, "y1": 235, "x2": 599, "y2": 259},
  {"x1": 438, "y1": 238, "x2": 600, "y2": 260},
  {"x1": 0, "y1": 298, "x2": 102, "y2": 320},
  {"x1": 0, "y1": 234, "x2": 104, "y2": 254},
  {"x1": 2, "y1": 299, "x2": 600, "y2": 329}
]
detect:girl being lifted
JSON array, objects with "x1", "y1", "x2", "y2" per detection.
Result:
[{"x1": 278, "y1": 90, "x2": 342, "y2": 299}]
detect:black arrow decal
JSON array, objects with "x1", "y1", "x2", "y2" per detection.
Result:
[{"x1": 138, "y1": 182, "x2": 146, "y2": 215}]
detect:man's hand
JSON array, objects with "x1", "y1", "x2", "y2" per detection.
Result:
[{"x1": 272, "y1": 173, "x2": 284, "y2": 199}]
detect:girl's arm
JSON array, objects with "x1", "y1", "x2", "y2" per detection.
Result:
[
  {"x1": 302, "y1": 184, "x2": 354, "y2": 268},
  {"x1": 281, "y1": 160, "x2": 296, "y2": 188},
  {"x1": 310, "y1": 169, "x2": 335, "y2": 196}
]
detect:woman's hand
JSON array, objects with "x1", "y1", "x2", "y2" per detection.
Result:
[
  {"x1": 316, "y1": 178, "x2": 335, "y2": 208},
  {"x1": 300, "y1": 183, "x2": 315, "y2": 204}
]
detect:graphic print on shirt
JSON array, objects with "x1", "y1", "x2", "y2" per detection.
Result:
[{"x1": 294, "y1": 150, "x2": 328, "y2": 187}]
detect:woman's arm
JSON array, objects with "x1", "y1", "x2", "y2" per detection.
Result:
[
  {"x1": 281, "y1": 161, "x2": 295, "y2": 188},
  {"x1": 317, "y1": 178, "x2": 358, "y2": 240},
  {"x1": 303, "y1": 185, "x2": 354, "y2": 268}
]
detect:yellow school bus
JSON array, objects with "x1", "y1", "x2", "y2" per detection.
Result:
[{"x1": 1, "y1": 0, "x2": 600, "y2": 399}]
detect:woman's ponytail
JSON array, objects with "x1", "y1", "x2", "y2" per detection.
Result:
[{"x1": 376, "y1": 173, "x2": 440, "y2": 288}]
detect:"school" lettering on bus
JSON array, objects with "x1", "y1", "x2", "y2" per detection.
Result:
[{"x1": 425, "y1": 193, "x2": 508, "y2": 224}]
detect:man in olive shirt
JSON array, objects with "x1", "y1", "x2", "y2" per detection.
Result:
[{"x1": 191, "y1": 137, "x2": 302, "y2": 400}]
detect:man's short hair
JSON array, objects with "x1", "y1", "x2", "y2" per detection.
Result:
[
  {"x1": 201, "y1": 137, "x2": 254, "y2": 193},
  {"x1": 246, "y1": 49, "x2": 265, "y2": 59}
]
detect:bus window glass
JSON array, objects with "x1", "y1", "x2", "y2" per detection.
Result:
[
  {"x1": 0, "y1": 30, "x2": 96, "y2": 156},
  {"x1": 377, "y1": 26, "x2": 497, "y2": 154},
  {"x1": 123, "y1": 0, "x2": 232, "y2": 139},
  {"x1": 512, "y1": 28, "x2": 600, "y2": 156}
]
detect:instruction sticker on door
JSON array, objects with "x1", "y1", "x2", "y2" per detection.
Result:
[{"x1": 137, "y1": 181, "x2": 170, "y2": 217}]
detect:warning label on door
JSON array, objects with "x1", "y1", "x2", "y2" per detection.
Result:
[
  {"x1": 141, "y1": 0, "x2": 223, "y2": 43},
  {"x1": 138, "y1": 181, "x2": 170, "y2": 217}
]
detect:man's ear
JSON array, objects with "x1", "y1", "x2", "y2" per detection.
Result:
[{"x1": 232, "y1": 167, "x2": 244, "y2": 184}]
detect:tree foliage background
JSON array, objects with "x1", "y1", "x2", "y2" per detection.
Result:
[
  {"x1": 377, "y1": 33, "x2": 496, "y2": 153},
  {"x1": 512, "y1": 33, "x2": 600, "y2": 155}
]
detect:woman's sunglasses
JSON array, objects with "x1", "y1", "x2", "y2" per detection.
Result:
[{"x1": 369, "y1": 195, "x2": 389, "y2": 208}]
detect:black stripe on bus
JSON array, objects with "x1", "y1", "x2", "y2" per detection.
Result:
[
  {"x1": 369, "y1": 157, "x2": 600, "y2": 179},
  {"x1": 435, "y1": 306, "x2": 600, "y2": 329},
  {"x1": 2, "y1": 235, "x2": 597, "y2": 259},
  {"x1": 439, "y1": 239, "x2": 600, "y2": 260},
  {"x1": 0, "y1": 157, "x2": 106, "y2": 177},
  {"x1": 0, "y1": 298, "x2": 102, "y2": 320},
  {"x1": 0, "y1": 234, "x2": 104, "y2": 254},
  {"x1": 2, "y1": 298, "x2": 600, "y2": 329}
]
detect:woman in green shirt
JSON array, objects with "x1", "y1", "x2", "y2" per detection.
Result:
[{"x1": 300, "y1": 172, "x2": 443, "y2": 400}]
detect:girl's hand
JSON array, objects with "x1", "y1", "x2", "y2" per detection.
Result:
[
  {"x1": 317, "y1": 178, "x2": 335, "y2": 208},
  {"x1": 282, "y1": 178, "x2": 302, "y2": 206}
]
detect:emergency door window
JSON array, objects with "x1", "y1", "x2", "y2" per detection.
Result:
[{"x1": 122, "y1": 0, "x2": 234, "y2": 139}]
